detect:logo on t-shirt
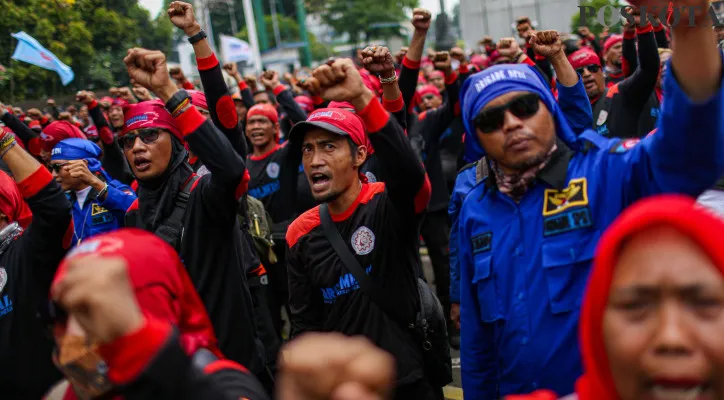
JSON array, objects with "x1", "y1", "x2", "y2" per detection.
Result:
[
  {"x1": 266, "y1": 162, "x2": 280, "y2": 179},
  {"x1": 365, "y1": 171, "x2": 377, "y2": 183},
  {"x1": 0, "y1": 268, "x2": 6, "y2": 294},
  {"x1": 351, "y1": 226, "x2": 375, "y2": 255}
]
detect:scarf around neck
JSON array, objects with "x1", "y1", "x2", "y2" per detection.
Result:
[
  {"x1": 0, "y1": 222, "x2": 23, "y2": 256},
  {"x1": 491, "y1": 143, "x2": 558, "y2": 202}
]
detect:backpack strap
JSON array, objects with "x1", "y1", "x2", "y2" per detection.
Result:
[{"x1": 154, "y1": 174, "x2": 200, "y2": 250}]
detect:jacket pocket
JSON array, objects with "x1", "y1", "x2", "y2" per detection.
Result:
[
  {"x1": 472, "y1": 254, "x2": 501, "y2": 322},
  {"x1": 541, "y1": 235, "x2": 597, "y2": 314}
]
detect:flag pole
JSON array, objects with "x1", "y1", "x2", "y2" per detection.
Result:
[
  {"x1": 9, "y1": 58, "x2": 14, "y2": 104},
  {"x1": 242, "y1": 0, "x2": 263, "y2": 73}
]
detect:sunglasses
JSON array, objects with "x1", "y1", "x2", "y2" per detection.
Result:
[
  {"x1": 119, "y1": 128, "x2": 160, "y2": 150},
  {"x1": 475, "y1": 93, "x2": 541, "y2": 134},
  {"x1": 575, "y1": 64, "x2": 601, "y2": 75},
  {"x1": 49, "y1": 162, "x2": 69, "y2": 173}
]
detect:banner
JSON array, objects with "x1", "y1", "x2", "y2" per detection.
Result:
[
  {"x1": 11, "y1": 31, "x2": 74, "y2": 86},
  {"x1": 220, "y1": 35, "x2": 253, "y2": 64}
]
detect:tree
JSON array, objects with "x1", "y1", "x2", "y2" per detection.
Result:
[
  {"x1": 237, "y1": 14, "x2": 332, "y2": 62},
  {"x1": 571, "y1": 0, "x2": 624, "y2": 37}
]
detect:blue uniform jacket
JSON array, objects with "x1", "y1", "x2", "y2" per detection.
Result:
[
  {"x1": 69, "y1": 178, "x2": 136, "y2": 245},
  {"x1": 458, "y1": 67, "x2": 724, "y2": 398},
  {"x1": 450, "y1": 77, "x2": 592, "y2": 303}
]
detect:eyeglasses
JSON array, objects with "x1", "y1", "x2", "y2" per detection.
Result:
[
  {"x1": 49, "y1": 162, "x2": 69, "y2": 173},
  {"x1": 119, "y1": 128, "x2": 160, "y2": 150},
  {"x1": 475, "y1": 93, "x2": 541, "y2": 134},
  {"x1": 575, "y1": 64, "x2": 601, "y2": 75}
]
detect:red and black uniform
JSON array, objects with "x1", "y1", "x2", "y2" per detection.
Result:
[
  {"x1": 125, "y1": 105, "x2": 264, "y2": 379},
  {"x1": 593, "y1": 24, "x2": 660, "y2": 139},
  {"x1": 0, "y1": 167, "x2": 72, "y2": 399},
  {"x1": 286, "y1": 98, "x2": 434, "y2": 397}
]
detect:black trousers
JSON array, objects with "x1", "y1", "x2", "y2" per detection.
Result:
[{"x1": 420, "y1": 209, "x2": 451, "y2": 324}]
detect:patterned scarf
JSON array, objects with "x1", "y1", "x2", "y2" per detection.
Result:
[
  {"x1": 491, "y1": 143, "x2": 558, "y2": 202},
  {"x1": 0, "y1": 222, "x2": 23, "y2": 256}
]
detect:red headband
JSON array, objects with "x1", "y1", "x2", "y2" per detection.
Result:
[
  {"x1": 247, "y1": 104, "x2": 279, "y2": 125},
  {"x1": 568, "y1": 48, "x2": 601, "y2": 70},
  {"x1": 428, "y1": 70, "x2": 444, "y2": 79},
  {"x1": 603, "y1": 34, "x2": 622, "y2": 54},
  {"x1": 418, "y1": 85, "x2": 441, "y2": 99},
  {"x1": 121, "y1": 100, "x2": 182, "y2": 140},
  {"x1": 187, "y1": 90, "x2": 208, "y2": 112}
]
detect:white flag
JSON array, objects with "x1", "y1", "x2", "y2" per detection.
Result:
[{"x1": 220, "y1": 35, "x2": 252, "y2": 64}]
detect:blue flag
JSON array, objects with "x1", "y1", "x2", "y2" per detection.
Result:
[{"x1": 11, "y1": 31, "x2": 74, "y2": 86}]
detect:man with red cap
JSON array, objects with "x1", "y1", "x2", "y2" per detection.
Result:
[
  {"x1": 285, "y1": 58, "x2": 440, "y2": 399},
  {"x1": 47, "y1": 229, "x2": 269, "y2": 400},
  {"x1": 603, "y1": 34, "x2": 624, "y2": 85},
  {"x1": 0, "y1": 122, "x2": 73, "y2": 398},
  {"x1": 119, "y1": 47, "x2": 265, "y2": 384}
]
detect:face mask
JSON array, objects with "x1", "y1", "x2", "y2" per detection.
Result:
[
  {"x1": 53, "y1": 335, "x2": 114, "y2": 400},
  {"x1": 451, "y1": 59, "x2": 461, "y2": 71}
]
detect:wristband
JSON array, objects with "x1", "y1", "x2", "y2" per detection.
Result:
[
  {"x1": 379, "y1": 72, "x2": 398, "y2": 84},
  {"x1": 0, "y1": 140, "x2": 16, "y2": 159},
  {"x1": 187, "y1": 30, "x2": 207, "y2": 45},
  {"x1": 164, "y1": 89, "x2": 191, "y2": 116},
  {"x1": 97, "y1": 183, "x2": 109, "y2": 200}
]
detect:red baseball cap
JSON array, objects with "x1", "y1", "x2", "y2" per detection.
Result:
[{"x1": 289, "y1": 107, "x2": 366, "y2": 147}]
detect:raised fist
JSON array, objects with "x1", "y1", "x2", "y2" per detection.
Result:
[
  {"x1": 223, "y1": 62, "x2": 237, "y2": 75},
  {"x1": 123, "y1": 48, "x2": 177, "y2": 102},
  {"x1": 530, "y1": 30, "x2": 563, "y2": 58},
  {"x1": 361, "y1": 45, "x2": 395, "y2": 77},
  {"x1": 75, "y1": 91, "x2": 95, "y2": 105},
  {"x1": 118, "y1": 87, "x2": 136, "y2": 103},
  {"x1": 244, "y1": 74, "x2": 258, "y2": 92},
  {"x1": 497, "y1": 38, "x2": 521, "y2": 59},
  {"x1": 27, "y1": 108, "x2": 42, "y2": 120},
  {"x1": 433, "y1": 51, "x2": 452, "y2": 72},
  {"x1": 109, "y1": 87, "x2": 120, "y2": 97},
  {"x1": 623, "y1": 6, "x2": 641, "y2": 31},
  {"x1": 312, "y1": 58, "x2": 369, "y2": 103},
  {"x1": 298, "y1": 77, "x2": 320, "y2": 95},
  {"x1": 260, "y1": 70, "x2": 280, "y2": 90},
  {"x1": 168, "y1": 1, "x2": 201, "y2": 36},
  {"x1": 450, "y1": 47, "x2": 466, "y2": 62},
  {"x1": 47, "y1": 98, "x2": 56, "y2": 107},
  {"x1": 51, "y1": 256, "x2": 145, "y2": 344},
  {"x1": 394, "y1": 47, "x2": 409, "y2": 64},
  {"x1": 577, "y1": 26, "x2": 592, "y2": 38},
  {"x1": 411, "y1": 8, "x2": 432, "y2": 32},
  {"x1": 132, "y1": 85, "x2": 153, "y2": 101}
]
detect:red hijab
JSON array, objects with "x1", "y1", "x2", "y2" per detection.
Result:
[{"x1": 0, "y1": 171, "x2": 32, "y2": 229}]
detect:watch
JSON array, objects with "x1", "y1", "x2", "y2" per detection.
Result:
[
  {"x1": 188, "y1": 30, "x2": 207, "y2": 45},
  {"x1": 165, "y1": 89, "x2": 191, "y2": 117}
]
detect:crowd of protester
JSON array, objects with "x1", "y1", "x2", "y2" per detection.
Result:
[{"x1": 1, "y1": 0, "x2": 724, "y2": 398}]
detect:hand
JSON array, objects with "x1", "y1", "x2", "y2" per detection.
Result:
[
  {"x1": 169, "y1": 66, "x2": 185, "y2": 82},
  {"x1": 244, "y1": 74, "x2": 258, "y2": 91},
  {"x1": 278, "y1": 333, "x2": 394, "y2": 400},
  {"x1": 283, "y1": 72, "x2": 295, "y2": 83},
  {"x1": 450, "y1": 303, "x2": 460, "y2": 330},
  {"x1": 260, "y1": 70, "x2": 280, "y2": 90},
  {"x1": 64, "y1": 160, "x2": 101, "y2": 187},
  {"x1": 223, "y1": 62, "x2": 238, "y2": 75},
  {"x1": 168, "y1": 1, "x2": 201, "y2": 36},
  {"x1": 47, "y1": 98, "x2": 56, "y2": 107},
  {"x1": 312, "y1": 58, "x2": 371, "y2": 107},
  {"x1": 75, "y1": 91, "x2": 95, "y2": 105},
  {"x1": 530, "y1": 30, "x2": 563, "y2": 58},
  {"x1": 58, "y1": 112, "x2": 72, "y2": 121},
  {"x1": 109, "y1": 87, "x2": 120, "y2": 97},
  {"x1": 132, "y1": 85, "x2": 153, "y2": 101},
  {"x1": 361, "y1": 45, "x2": 395, "y2": 78},
  {"x1": 26, "y1": 108, "x2": 42, "y2": 120},
  {"x1": 51, "y1": 256, "x2": 145, "y2": 344},
  {"x1": 411, "y1": 8, "x2": 432, "y2": 32},
  {"x1": 123, "y1": 48, "x2": 177, "y2": 102},
  {"x1": 433, "y1": 51, "x2": 452, "y2": 72},
  {"x1": 600, "y1": 26, "x2": 610, "y2": 39},
  {"x1": 394, "y1": 47, "x2": 408, "y2": 64},
  {"x1": 298, "y1": 77, "x2": 320, "y2": 95},
  {"x1": 577, "y1": 26, "x2": 591, "y2": 38},
  {"x1": 450, "y1": 47, "x2": 466, "y2": 63},
  {"x1": 118, "y1": 87, "x2": 136, "y2": 103},
  {"x1": 623, "y1": 7, "x2": 641, "y2": 31},
  {"x1": 497, "y1": 38, "x2": 521, "y2": 58}
]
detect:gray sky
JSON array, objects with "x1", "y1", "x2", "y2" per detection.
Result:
[{"x1": 139, "y1": 0, "x2": 456, "y2": 20}]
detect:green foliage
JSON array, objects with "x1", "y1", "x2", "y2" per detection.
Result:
[
  {"x1": 0, "y1": 0, "x2": 175, "y2": 101},
  {"x1": 237, "y1": 14, "x2": 333, "y2": 62},
  {"x1": 571, "y1": 0, "x2": 624, "y2": 36}
]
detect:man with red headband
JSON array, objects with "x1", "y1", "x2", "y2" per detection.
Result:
[
  {"x1": 603, "y1": 34, "x2": 624, "y2": 85},
  {"x1": 47, "y1": 229, "x2": 269, "y2": 400},
  {"x1": 285, "y1": 58, "x2": 442, "y2": 399},
  {"x1": 0, "y1": 122, "x2": 72, "y2": 398},
  {"x1": 119, "y1": 47, "x2": 265, "y2": 383}
]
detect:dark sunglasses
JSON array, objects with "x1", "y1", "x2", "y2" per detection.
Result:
[
  {"x1": 575, "y1": 64, "x2": 601, "y2": 75},
  {"x1": 474, "y1": 93, "x2": 541, "y2": 134},
  {"x1": 49, "y1": 162, "x2": 69, "y2": 173},
  {"x1": 119, "y1": 128, "x2": 161, "y2": 150}
]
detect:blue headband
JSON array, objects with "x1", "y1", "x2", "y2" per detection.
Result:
[
  {"x1": 51, "y1": 138, "x2": 107, "y2": 177},
  {"x1": 460, "y1": 64, "x2": 580, "y2": 162}
]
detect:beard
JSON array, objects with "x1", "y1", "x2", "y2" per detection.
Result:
[{"x1": 313, "y1": 189, "x2": 342, "y2": 203}]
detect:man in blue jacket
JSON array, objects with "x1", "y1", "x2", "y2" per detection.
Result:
[
  {"x1": 50, "y1": 138, "x2": 136, "y2": 245},
  {"x1": 457, "y1": 8, "x2": 724, "y2": 398}
]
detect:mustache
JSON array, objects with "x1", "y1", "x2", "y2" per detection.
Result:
[{"x1": 503, "y1": 133, "x2": 535, "y2": 150}]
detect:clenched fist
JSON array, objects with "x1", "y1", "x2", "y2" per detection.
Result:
[
  {"x1": 411, "y1": 8, "x2": 432, "y2": 32},
  {"x1": 433, "y1": 51, "x2": 452, "y2": 73},
  {"x1": 361, "y1": 46, "x2": 395, "y2": 78},
  {"x1": 75, "y1": 91, "x2": 95, "y2": 105},
  {"x1": 132, "y1": 85, "x2": 153, "y2": 101},
  {"x1": 51, "y1": 256, "x2": 145, "y2": 344},
  {"x1": 123, "y1": 48, "x2": 178, "y2": 103},
  {"x1": 312, "y1": 58, "x2": 372, "y2": 108},
  {"x1": 530, "y1": 30, "x2": 563, "y2": 58},
  {"x1": 260, "y1": 70, "x2": 281, "y2": 90},
  {"x1": 497, "y1": 38, "x2": 522, "y2": 59},
  {"x1": 168, "y1": 1, "x2": 201, "y2": 36}
]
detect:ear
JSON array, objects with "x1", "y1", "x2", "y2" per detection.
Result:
[{"x1": 353, "y1": 145, "x2": 368, "y2": 168}]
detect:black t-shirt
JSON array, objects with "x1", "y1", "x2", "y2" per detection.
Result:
[{"x1": 247, "y1": 143, "x2": 300, "y2": 234}]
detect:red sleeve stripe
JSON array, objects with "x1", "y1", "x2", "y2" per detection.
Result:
[
  {"x1": 402, "y1": 56, "x2": 421, "y2": 70},
  {"x1": 238, "y1": 80, "x2": 248, "y2": 91},
  {"x1": 653, "y1": 23, "x2": 664, "y2": 32},
  {"x1": 127, "y1": 199, "x2": 139, "y2": 213},
  {"x1": 522, "y1": 57, "x2": 536, "y2": 67},
  {"x1": 182, "y1": 81, "x2": 195, "y2": 90},
  {"x1": 414, "y1": 173, "x2": 432, "y2": 214},
  {"x1": 358, "y1": 97, "x2": 389, "y2": 134},
  {"x1": 636, "y1": 23, "x2": 654, "y2": 35},
  {"x1": 235, "y1": 170, "x2": 250, "y2": 200},
  {"x1": 203, "y1": 359, "x2": 250, "y2": 375},
  {"x1": 89, "y1": 100, "x2": 99, "y2": 110},
  {"x1": 18, "y1": 166, "x2": 52, "y2": 199},
  {"x1": 175, "y1": 107, "x2": 207, "y2": 137},
  {"x1": 197, "y1": 53, "x2": 219, "y2": 71},
  {"x1": 382, "y1": 94, "x2": 404, "y2": 113},
  {"x1": 272, "y1": 85, "x2": 286, "y2": 97},
  {"x1": 312, "y1": 95, "x2": 324, "y2": 106},
  {"x1": 444, "y1": 72, "x2": 458, "y2": 85},
  {"x1": 458, "y1": 64, "x2": 470, "y2": 75},
  {"x1": 98, "y1": 318, "x2": 172, "y2": 385},
  {"x1": 623, "y1": 29, "x2": 636, "y2": 39}
]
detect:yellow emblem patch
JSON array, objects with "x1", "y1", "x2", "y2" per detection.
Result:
[
  {"x1": 91, "y1": 204, "x2": 109, "y2": 216},
  {"x1": 542, "y1": 178, "x2": 589, "y2": 216}
]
